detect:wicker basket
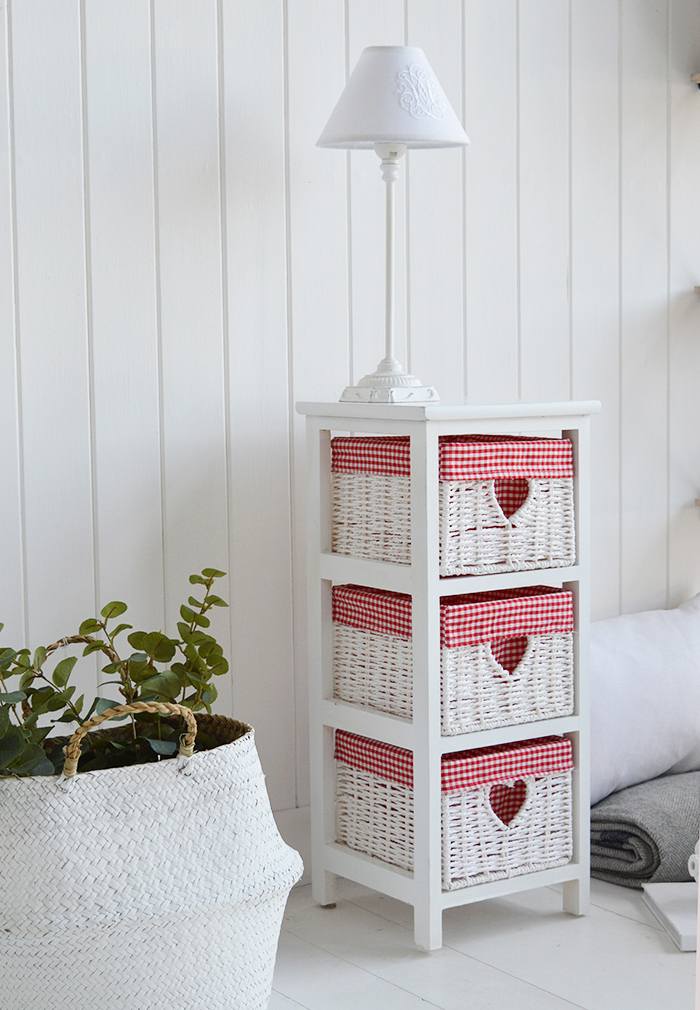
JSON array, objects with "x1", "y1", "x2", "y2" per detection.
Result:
[
  {"x1": 333, "y1": 584, "x2": 574, "y2": 734},
  {"x1": 335, "y1": 731, "x2": 573, "y2": 890},
  {"x1": 0, "y1": 703, "x2": 303, "y2": 1010},
  {"x1": 331, "y1": 434, "x2": 575, "y2": 575}
]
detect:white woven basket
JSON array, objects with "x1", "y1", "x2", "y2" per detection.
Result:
[
  {"x1": 331, "y1": 435, "x2": 576, "y2": 576},
  {"x1": 335, "y1": 734, "x2": 573, "y2": 890},
  {"x1": 0, "y1": 706, "x2": 303, "y2": 1010},
  {"x1": 333, "y1": 585, "x2": 574, "y2": 735}
]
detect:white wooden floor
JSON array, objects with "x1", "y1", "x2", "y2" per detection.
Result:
[{"x1": 269, "y1": 877, "x2": 696, "y2": 1010}]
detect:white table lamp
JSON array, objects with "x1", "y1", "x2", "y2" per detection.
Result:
[{"x1": 318, "y1": 45, "x2": 470, "y2": 403}]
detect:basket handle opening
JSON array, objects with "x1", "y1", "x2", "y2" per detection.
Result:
[{"x1": 61, "y1": 701, "x2": 198, "y2": 779}]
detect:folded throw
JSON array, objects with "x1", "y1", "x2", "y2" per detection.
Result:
[{"x1": 591, "y1": 771, "x2": 700, "y2": 888}]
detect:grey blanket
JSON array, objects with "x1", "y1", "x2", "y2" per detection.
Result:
[{"x1": 590, "y1": 770, "x2": 700, "y2": 889}]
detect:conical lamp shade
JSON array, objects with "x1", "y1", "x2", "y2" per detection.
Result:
[{"x1": 317, "y1": 45, "x2": 469, "y2": 149}]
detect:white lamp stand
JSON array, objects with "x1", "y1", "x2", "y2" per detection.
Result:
[
  {"x1": 341, "y1": 143, "x2": 437, "y2": 404},
  {"x1": 317, "y1": 46, "x2": 470, "y2": 404}
]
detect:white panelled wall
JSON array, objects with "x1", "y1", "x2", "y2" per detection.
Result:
[{"x1": 1, "y1": 0, "x2": 700, "y2": 824}]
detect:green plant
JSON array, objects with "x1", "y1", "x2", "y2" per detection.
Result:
[{"x1": 0, "y1": 568, "x2": 230, "y2": 776}]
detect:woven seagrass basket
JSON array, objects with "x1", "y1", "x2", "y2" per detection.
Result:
[
  {"x1": 335, "y1": 731, "x2": 573, "y2": 890},
  {"x1": 331, "y1": 434, "x2": 576, "y2": 575},
  {"x1": 332, "y1": 584, "x2": 575, "y2": 734},
  {"x1": 0, "y1": 703, "x2": 303, "y2": 1010}
]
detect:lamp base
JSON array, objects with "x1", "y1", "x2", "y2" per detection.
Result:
[
  {"x1": 340, "y1": 383, "x2": 439, "y2": 404},
  {"x1": 339, "y1": 355, "x2": 440, "y2": 404}
]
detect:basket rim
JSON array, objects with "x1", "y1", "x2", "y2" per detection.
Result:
[{"x1": 39, "y1": 713, "x2": 252, "y2": 780}]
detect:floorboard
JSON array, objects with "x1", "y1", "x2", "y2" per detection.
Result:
[{"x1": 271, "y1": 879, "x2": 695, "y2": 1010}]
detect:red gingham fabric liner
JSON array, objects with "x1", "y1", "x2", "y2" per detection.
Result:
[
  {"x1": 332, "y1": 584, "x2": 573, "y2": 648},
  {"x1": 334, "y1": 731, "x2": 573, "y2": 792},
  {"x1": 489, "y1": 781, "x2": 528, "y2": 824},
  {"x1": 493, "y1": 477, "x2": 529, "y2": 518},
  {"x1": 331, "y1": 434, "x2": 574, "y2": 482},
  {"x1": 333, "y1": 585, "x2": 412, "y2": 639},
  {"x1": 490, "y1": 636, "x2": 528, "y2": 675},
  {"x1": 440, "y1": 587, "x2": 574, "y2": 648}
]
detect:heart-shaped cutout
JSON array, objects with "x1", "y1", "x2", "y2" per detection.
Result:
[
  {"x1": 489, "y1": 780, "x2": 527, "y2": 826},
  {"x1": 491, "y1": 636, "x2": 528, "y2": 676},
  {"x1": 493, "y1": 477, "x2": 529, "y2": 519}
]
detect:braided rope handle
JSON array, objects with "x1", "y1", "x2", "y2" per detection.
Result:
[
  {"x1": 62, "y1": 701, "x2": 198, "y2": 778},
  {"x1": 45, "y1": 634, "x2": 118, "y2": 660}
]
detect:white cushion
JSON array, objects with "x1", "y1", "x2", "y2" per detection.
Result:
[{"x1": 590, "y1": 593, "x2": 700, "y2": 804}]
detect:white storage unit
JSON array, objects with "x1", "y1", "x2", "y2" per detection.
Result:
[{"x1": 298, "y1": 400, "x2": 600, "y2": 950}]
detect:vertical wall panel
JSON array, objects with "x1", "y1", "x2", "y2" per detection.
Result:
[
  {"x1": 668, "y1": 0, "x2": 700, "y2": 607},
  {"x1": 619, "y1": 0, "x2": 669, "y2": 614},
  {"x1": 407, "y1": 0, "x2": 465, "y2": 402},
  {"x1": 1, "y1": 0, "x2": 700, "y2": 817},
  {"x1": 83, "y1": 0, "x2": 164, "y2": 629},
  {"x1": 0, "y1": 0, "x2": 24, "y2": 645},
  {"x1": 11, "y1": 1, "x2": 96, "y2": 710},
  {"x1": 222, "y1": 0, "x2": 296, "y2": 811},
  {"x1": 287, "y1": 0, "x2": 349, "y2": 809},
  {"x1": 152, "y1": 0, "x2": 230, "y2": 668},
  {"x1": 518, "y1": 0, "x2": 571, "y2": 402},
  {"x1": 347, "y1": 0, "x2": 405, "y2": 391},
  {"x1": 463, "y1": 0, "x2": 519, "y2": 406},
  {"x1": 570, "y1": 0, "x2": 621, "y2": 621}
]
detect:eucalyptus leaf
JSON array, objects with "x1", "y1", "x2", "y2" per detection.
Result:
[
  {"x1": 82, "y1": 640, "x2": 108, "y2": 656},
  {"x1": 0, "y1": 727, "x2": 26, "y2": 769},
  {"x1": 28, "y1": 725, "x2": 52, "y2": 745},
  {"x1": 101, "y1": 601, "x2": 128, "y2": 621},
  {"x1": 79, "y1": 618, "x2": 102, "y2": 635},
  {"x1": 94, "y1": 698, "x2": 128, "y2": 721},
  {"x1": 207, "y1": 595, "x2": 229, "y2": 608},
  {"x1": 152, "y1": 638, "x2": 177, "y2": 664},
  {"x1": 127, "y1": 631, "x2": 148, "y2": 651},
  {"x1": 28, "y1": 756, "x2": 55, "y2": 776},
  {"x1": 53, "y1": 712, "x2": 79, "y2": 724},
  {"x1": 0, "y1": 648, "x2": 16, "y2": 670},
  {"x1": 138, "y1": 671, "x2": 181, "y2": 700},
  {"x1": 52, "y1": 657, "x2": 77, "y2": 688},
  {"x1": 19, "y1": 671, "x2": 34, "y2": 690},
  {"x1": 9, "y1": 744, "x2": 52, "y2": 776},
  {"x1": 146, "y1": 738, "x2": 178, "y2": 756},
  {"x1": 0, "y1": 567, "x2": 230, "y2": 774},
  {"x1": 189, "y1": 631, "x2": 212, "y2": 646},
  {"x1": 46, "y1": 693, "x2": 69, "y2": 712},
  {"x1": 0, "y1": 690, "x2": 26, "y2": 705},
  {"x1": 110, "y1": 623, "x2": 133, "y2": 638}
]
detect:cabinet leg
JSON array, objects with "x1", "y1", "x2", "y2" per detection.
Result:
[
  {"x1": 414, "y1": 901, "x2": 443, "y2": 951},
  {"x1": 312, "y1": 869, "x2": 337, "y2": 908},
  {"x1": 562, "y1": 876, "x2": 590, "y2": 916}
]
